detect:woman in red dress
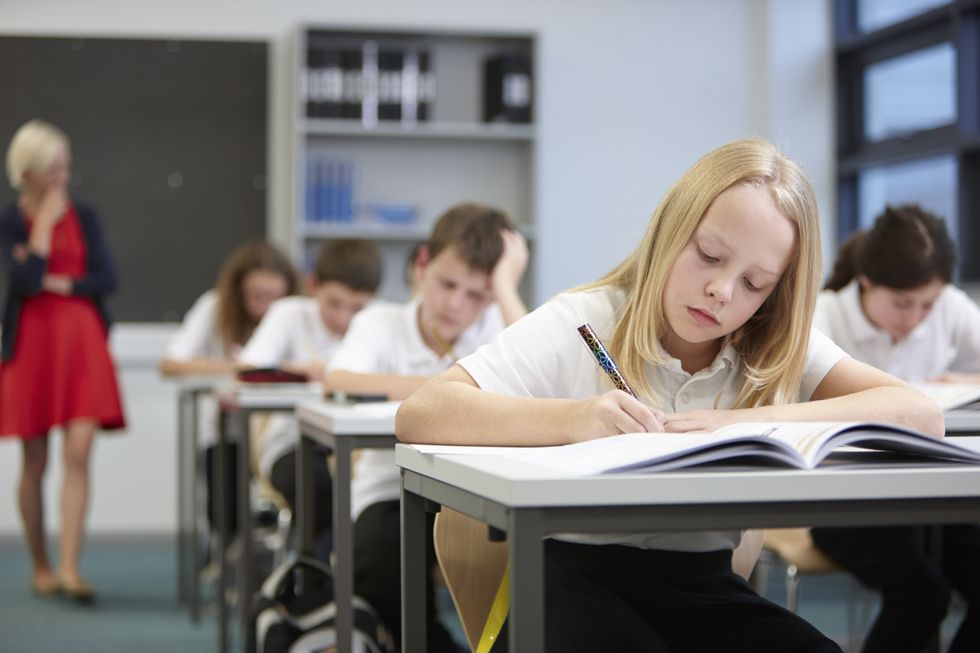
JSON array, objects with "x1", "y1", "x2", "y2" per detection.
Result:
[{"x1": 0, "y1": 120, "x2": 125, "y2": 602}]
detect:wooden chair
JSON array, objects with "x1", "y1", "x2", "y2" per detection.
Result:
[
  {"x1": 759, "y1": 528, "x2": 871, "y2": 650},
  {"x1": 433, "y1": 508, "x2": 509, "y2": 652}
]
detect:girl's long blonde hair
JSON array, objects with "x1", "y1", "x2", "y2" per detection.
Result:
[{"x1": 582, "y1": 137, "x2": 822, "y2": 409}]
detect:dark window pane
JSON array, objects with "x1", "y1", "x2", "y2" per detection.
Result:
[
  {"x1": 864, "y1": 42, "x2": 956, "y2": 141},
  {"x1": 858, "y1": 155, "x2": 958, "y2": 239},
  {"x1": 857, "y1": 0, "x2": 949, "y2": 32}
]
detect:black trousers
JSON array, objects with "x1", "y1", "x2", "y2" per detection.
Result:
[
  {"x1": 354, "y1": 500, "x2": 461, "y2": 653},
  {"x1": 491, "y1": 540, "x2": 841, "y2": 653},
  {"x1": 811, "y1": 524, "x2": 980, "y2": 653},
  {"x1": 268, "y1": 448, "x2": 333, "y2": 538},
  {"x1": 205, "y1": 442, "x2": 240, "y2": 537}
]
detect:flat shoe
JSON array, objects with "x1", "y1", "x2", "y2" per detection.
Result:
[
  {"x1": 59, "y1": 577, "x2": 96, "y2": 603},
  {"x1": 31, "y1": 576, "x2": 62, "y2": 597}
]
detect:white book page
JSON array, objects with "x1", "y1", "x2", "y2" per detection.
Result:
[{"x1": 915, "y1": 382, "x2": 980, "y2": 411}]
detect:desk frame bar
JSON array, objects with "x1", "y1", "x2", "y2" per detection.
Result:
[
  {"x1": 401, "y1": 469, "x2": 980, "y2": 652},
  {"x1": 298, "y1": 420, "x2": 395, "y2": 653}
]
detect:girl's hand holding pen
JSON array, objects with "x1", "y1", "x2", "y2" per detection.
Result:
[{"x1": 566, "y1": 389, "x2": 665, "y2": 443}]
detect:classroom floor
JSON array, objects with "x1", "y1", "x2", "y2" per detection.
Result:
[{"x1": 0, "y1": 536, "x2": 966, "y2": 652}]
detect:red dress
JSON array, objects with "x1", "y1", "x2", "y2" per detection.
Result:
[{"x1": 0, "y1": 204, "x2": 126, "y2": 438}]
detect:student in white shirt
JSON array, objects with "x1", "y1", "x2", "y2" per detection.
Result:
[
  {"x1": 160, "y1": 241, "x2": 300, "y2": 536},
  {"x1": 161, "y1": 241, "x2": 300, "y2": 376},
  {"x1": 810, "y1": 204, "x2": 980, "y2": 653},
  {"x1": 324, "y1": 202, "x2": 529, "y2": 653},
  {"x1": 239, "y1": 239, "x2": 382, "y2": 542},
  {"x1": 398, "y1": 139, "x2": 942, "y2": 653}
]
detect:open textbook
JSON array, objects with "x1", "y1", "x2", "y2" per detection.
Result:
[
  {"x1": 410, "y1": 422, "x2": 980, "y2": 475},
  {"x1": 916, "y1": 382, "x2": 980, "y2": 411}
]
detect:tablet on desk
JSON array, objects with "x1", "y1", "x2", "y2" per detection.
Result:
[
  {"x1": 326, "y1": 391, "x2": 389, "y2": 403},
  {"x1": 237, "y1": 368, "x2": 310, "y2": 384}
]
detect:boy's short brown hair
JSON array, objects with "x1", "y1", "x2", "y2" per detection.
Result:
[
  {"x1": 427, "y1": 202, "x2": 516, "y2": 273},
  {"x1": 314, "y1": 239, "x2": 383, "y2": 292}
]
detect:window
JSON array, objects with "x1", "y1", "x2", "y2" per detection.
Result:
[
  {"x1": 857, "y1": 0, "x2": 950, "y2": 32},
  {"x1": 864, "y1": 42, "x2": 955, "y2": 141},
  {"x1": 836, "y1": 0, "x2": 980, "y2": 280},
  {"x1": 858, "y1": 155, "x2": 958, "y2": 238}
]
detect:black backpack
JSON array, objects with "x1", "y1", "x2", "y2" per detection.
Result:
[{"x1": 253, "y1": 555, "x2": 395, "y2": 653}]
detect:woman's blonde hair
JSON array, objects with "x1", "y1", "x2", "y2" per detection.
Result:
[
  {"x1": 5, "y1": 119, "x2": 69, "y2": 190},
  {"x1": 583, "y1": 137, "x2": 822, "y2": 409}
]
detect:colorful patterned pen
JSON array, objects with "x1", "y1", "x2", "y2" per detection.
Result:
[{"x1": 577, "y1": 322, "x2": 638, "y2": 398}]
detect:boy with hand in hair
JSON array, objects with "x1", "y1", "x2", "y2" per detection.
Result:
[{"x1": 324, "y1": 202, "x2": 529, "y2": 652}]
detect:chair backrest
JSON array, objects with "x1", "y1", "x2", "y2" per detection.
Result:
[
  {"x1": 433, "y1": 508, "x2": 509, "y2": 652},
  {"x1": 763, "y1": 528, "x2": 840, "y2": 573}
]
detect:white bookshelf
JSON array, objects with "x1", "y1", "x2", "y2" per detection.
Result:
[{"x1": 290, "y1": 25, "x2": 537, "y2": 302}]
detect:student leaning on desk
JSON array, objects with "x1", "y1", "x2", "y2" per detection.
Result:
[
  {"x1": 397, "y1": 138, "x2": 943, "y2": 653},
  {"x1": 323, "y1": 202, "x2": 529, "y2": 653},
  {"x1": 237, "y1": 238, "x2": 382, "y2": 544},
  {"x1": 809, "y1": 204, "x2": 980, "y2": 653},
  {"x1": 159, "y1": 240, "x2": 300, "y2": 539}
]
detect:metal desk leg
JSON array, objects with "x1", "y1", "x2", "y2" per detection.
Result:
[
  {"x1": 508, "y1": 509, "x2": 546, "y2": 651},
  {"x1": 297, "y1": 429, "x2": 316, "y2": 557},
  {"x1": 216, "y1": 407, "x2": 230, "y2": 653},
  {"x1": 188, "y1": 389, "x2": 201, "y2": 622},
  {"x1": 334, "y1": 438, "x2": 354, "y2": 653},
  {"x1": 401, "y1": 484, "x2": 428, "y2": 651},
  {"x1": 177, "y1": 389, "x2": 189, "y2": 605},
  {"x1": 238, "y1": 408, "x2": 255, "y2": 653}
]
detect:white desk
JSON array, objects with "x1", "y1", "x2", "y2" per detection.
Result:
[
  {"x1": 295, "y1": 400, "x2": 399, "y2": 653},
  {"x1": 170, "y1": 374, "x2": 229, "y2": 622},
  {"x1": 945, "y1": 408, "x2": 980, "y2": 434},
  {"x1": 396, "y1": 439, "x2": 980, "y2": 651},
  {"x1": 215, "y1": 382, "x2": 324, "y2": 653}
]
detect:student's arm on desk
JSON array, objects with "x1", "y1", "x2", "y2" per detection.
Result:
[
  {"x1": 396, "y1": 365, "x2": 664, "y2": 445},
  {"x1": 324, "y1": 370, "x2": 430, "y2": 402},
  {"x1": 159, "y1": 357, "x2": 236, "y2": 377},
  {"x1": 661, "y1": 358, "x2": 944, "y2": 438}
]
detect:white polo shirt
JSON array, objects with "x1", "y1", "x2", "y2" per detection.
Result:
[
  {"x1": 458, "y1": 285, "x2": 847, "y2": 552},
  {"x1": 239, "y1": 296, "x2": 346, "y2": 475},
  {"x1": 165, "y1": 290, "x2": 227, "y2": 361},
  {"x1": 813, "y1": 281, "x2": 980, "y2": 382},
  {"x1": 330, "y1": 297, "x2": 505, "y2": 520},
  {"x1": 239, "y1": 296, "x2": 344, "y2": 368}
]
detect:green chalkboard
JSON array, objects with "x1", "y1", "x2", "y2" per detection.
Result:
[{"x1": 0, "y1": 35, "x2": 268, "y2": 321}]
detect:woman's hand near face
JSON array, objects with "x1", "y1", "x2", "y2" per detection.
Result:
[
  {"x1": 35, "y1": 184, "x2": 68, "y2": 227},
  {"x1": 566, "y1": 390, "x2": 665, "y2": 442}
]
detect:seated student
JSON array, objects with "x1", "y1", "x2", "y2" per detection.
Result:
[
  {"x1": 238, "y1": 238, "x2": 382, "y2": 542},
  {"x1": 809, "y1": 205, "x2": 980, "y2": 653},
  {"x1": 160, "y1": 240, "x2": 300, "y2": 537},
  {"x1": 396, "y1": 138, "x2": 943, "y2": 653},
  {"x1": 160, "y1": 240, "x2": 300, "y2": 376},
  {"x1": 324, "y1": 202, "x2": 529, "y2": 652}
]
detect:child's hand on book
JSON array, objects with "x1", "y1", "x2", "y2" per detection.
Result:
[
  {"x1": 662, "y1": 408, "x2": 751, "y2": 433},
  {"x1": 567, "y1": 390, "x2": 664, "y2": 442}
]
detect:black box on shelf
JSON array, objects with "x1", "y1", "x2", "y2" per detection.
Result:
[{"x1": 483, "y1": 53, "x2": 532, "y2": 124}]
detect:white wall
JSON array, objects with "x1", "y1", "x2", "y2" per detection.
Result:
[{"x1": 0, "y1": 0, "x2": 834, "y2": 534}]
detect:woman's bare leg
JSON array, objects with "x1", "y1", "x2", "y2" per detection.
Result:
[
  {"x1": 59, "y1": 419, "x2": 96, "y2": 584},
  {"x1": 19, "y1": 435, "x2": 54, "y2": 585}
]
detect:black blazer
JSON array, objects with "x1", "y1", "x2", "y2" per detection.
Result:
[{"x1": 0, "y1": 201, "x2": 118, "y2": 361}]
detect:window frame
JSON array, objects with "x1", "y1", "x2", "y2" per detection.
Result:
[{"x1": 835, "y1": 0, "x2": 980, "y2": 278}]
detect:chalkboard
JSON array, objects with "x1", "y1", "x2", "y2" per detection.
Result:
[{"x1": 0, "y1": 35, "x2": 268, "y2": 321}]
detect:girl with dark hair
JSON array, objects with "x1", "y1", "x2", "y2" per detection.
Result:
[{"x1": 811, "y1": 204, "x2": 980, "y2": 653}]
